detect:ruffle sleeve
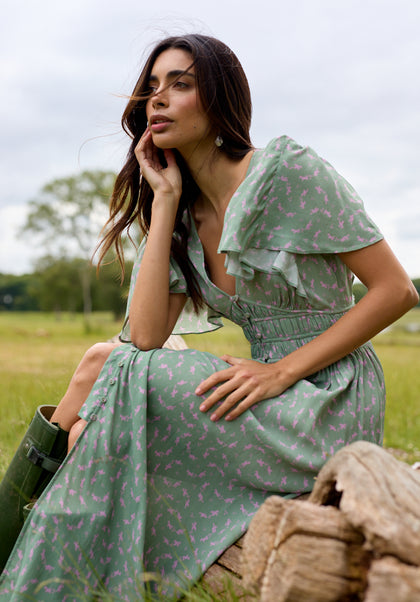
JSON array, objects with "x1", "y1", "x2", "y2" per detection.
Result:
[
  {"x1": 171, "y1": 299, "x2": 223, "y2": 335},
  {"x1": 119, "y1": 236, "x2": 223, "y2": 343},
  {"x1": 219, "y1": 136, "x2": 383, "y2": 293}
]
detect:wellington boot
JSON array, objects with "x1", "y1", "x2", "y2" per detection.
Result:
[{"x1": 0, "y1": 405, "x2": 68, "y2": 571}]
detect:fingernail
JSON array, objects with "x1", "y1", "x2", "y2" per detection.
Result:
[
  {"x1": 210, "y1": 413, "x2": 218, "y2": 422},
  {"x1": 195, "y1": 387, "x2": 202, "y2": 395},
  {"x1": 225, "y1": 414, "x2": 232, "y2": 421},
  {"x1": 199, "y1": 404, "x2": 206, "y2": 411}
]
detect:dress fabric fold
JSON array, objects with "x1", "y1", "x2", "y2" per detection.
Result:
[{"x1": 0, "y1": 136, "x2": 385, "y2": 600}]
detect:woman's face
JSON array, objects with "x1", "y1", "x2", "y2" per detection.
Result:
[{"x1": 145, "y1": 48, "x2": 213, "y2": 156}]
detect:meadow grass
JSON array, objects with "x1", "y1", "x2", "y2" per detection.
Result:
[{"x1": 0, "y1": 312, "x2": 119, "y2": 475}]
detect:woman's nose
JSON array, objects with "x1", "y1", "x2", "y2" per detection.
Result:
[{"x1": 152, "y1": 89, "x2": 168, "y2": 108}]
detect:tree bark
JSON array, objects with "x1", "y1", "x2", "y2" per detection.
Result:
[
  {"x1": 309, "y1": 441, "x2": 420, "y2": 566},
  {"x1": 242, "y1": 496, "x2": 369, "y2": 601},
  {"x1": 364, "y1": 557, "x2": 420, "y2": 602},
  {"x1": 241, "y1": 441, "x2": 420, "y2": 601}
]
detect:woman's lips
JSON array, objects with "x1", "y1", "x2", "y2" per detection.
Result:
[
  {"x1": 150, "y1": 120, "x2": 171, "y2": 132},
  {"x1": 149, "y1": 115, "x2": 173, "y2": 132}
]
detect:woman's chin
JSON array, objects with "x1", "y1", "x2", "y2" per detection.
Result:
[{"x1": 150, "y1": 136, "x2": 174, "y2": 151}]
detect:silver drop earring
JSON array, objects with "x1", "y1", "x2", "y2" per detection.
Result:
[{"x1": 215, "y1": 135, "x2": 223, "y2": 147}]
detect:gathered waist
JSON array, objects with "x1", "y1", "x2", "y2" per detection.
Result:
[{"x1": 242, "y1": 309, "x2": 347, "y2": 347}]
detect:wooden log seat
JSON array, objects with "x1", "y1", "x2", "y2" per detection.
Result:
[{"x1": 241, "y1": 441, "x2": 420, "y2": 601}]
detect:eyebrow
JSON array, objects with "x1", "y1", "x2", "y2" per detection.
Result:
[{"x1": 148, "y1": 70, "x2": 196, "y2": 82}]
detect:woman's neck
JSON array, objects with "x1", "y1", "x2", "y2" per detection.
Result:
[{"x1": 185, "y1": 148, "x2": 254, "y2": 219}]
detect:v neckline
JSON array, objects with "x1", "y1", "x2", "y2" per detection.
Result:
[
  {"x1": 188, "y1": 149, "x2": 260, "y2": 298},
  {"x1": 189, "y1": 218, "x2": 237, "y2": 298}
]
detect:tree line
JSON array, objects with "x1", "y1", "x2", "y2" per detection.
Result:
[
  {"x1": 1, "y1": 169, "x2": 419, "y2": 317},
  {"x1": 1, "y1": 170, "x2": 135, "y2": 319},
  {"x1": 0, "y1": 257, "x2": 132, "y2": 318}
]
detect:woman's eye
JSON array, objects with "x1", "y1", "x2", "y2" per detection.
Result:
[{"x1": 174, "y1": 81, "x2": 188, "y2": 89}]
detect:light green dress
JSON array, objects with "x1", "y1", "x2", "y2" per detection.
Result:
[{"x1": 0, "y1": 136, "x2": 385, "y2": 600}]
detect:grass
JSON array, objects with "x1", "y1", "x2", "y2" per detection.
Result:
[
  {"x1": 367, "y1": 308, "x2": 420, "y2": 460},
  {"x1": 0, "y1": 308, "x2": 419, "y2": 598},
  {"x1": 25, "y1": 550, "x2": 253, "y2": 602},
  {"x1": 0, "y1": 312, "x2": 120, "y2": 475}
]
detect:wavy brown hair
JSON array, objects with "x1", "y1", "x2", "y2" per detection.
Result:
[{"x1": 97, "y1": 34, "x2": 253, "y2": 310}]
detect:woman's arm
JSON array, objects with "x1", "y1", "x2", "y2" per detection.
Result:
[
  {"x1": 129, "y1": 129, "x2": 187, "y2": 350},
  {"x1": 276, "y1": 239, "x2": 417, "y2": 379},
  {"x1": 197, "y1": 239, "x2": 418, "y2": 421}
]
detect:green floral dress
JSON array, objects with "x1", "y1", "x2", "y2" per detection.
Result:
[{"x1": 0, "y1": 136, "x2": 385, "y2": 600}]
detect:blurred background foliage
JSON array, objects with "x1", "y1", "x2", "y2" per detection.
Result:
[{"x1": 1, "y1": 169, "x2": 138, "y2": 319}]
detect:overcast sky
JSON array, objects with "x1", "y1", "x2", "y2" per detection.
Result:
[{"x1": 1, "y1": 0, "x2": 419, "y2": 277}]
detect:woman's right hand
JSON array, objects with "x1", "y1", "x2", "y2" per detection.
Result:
[
  {"x1": 128, "y1": 128, "x2": 186, "y2": 350},
  {"x1": 135, "y1": 128, "x2": 182, "y2": 205}
]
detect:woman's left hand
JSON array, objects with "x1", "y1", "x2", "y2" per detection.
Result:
[{"x1": 195, "y1": 355, "x2": 292, "y2": 421}]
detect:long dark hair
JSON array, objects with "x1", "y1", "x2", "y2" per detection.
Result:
[{"x1": 97, "y1": 34, "x2": 253, "y2": 310}]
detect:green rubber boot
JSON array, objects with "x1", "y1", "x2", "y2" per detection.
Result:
[{"x1": 0, "y1": 405, "x2": 68, "y2": 571}]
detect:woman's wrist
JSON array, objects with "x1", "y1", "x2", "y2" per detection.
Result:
[
  {"x1": 151, "y1": 192, "x2": 180, "y2": 216},
  {"x1": 273, "y1": 356, "x2": 300, "y2": 390}
]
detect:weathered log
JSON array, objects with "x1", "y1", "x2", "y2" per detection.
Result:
[
  {"x1": 202, "y1": 536, "x2": 254, "y2": 599},
  {"x1": 364, "y1": 557, "x2": 420, "y2": 602},
  {"x1": 241, "y1": 496, "x2": 287, "y2": 590},
  {"x1": 242, "y1": 496, "x2": 369, "y2": 601},
  {"x1": 309, "y1": 441, "x2": 420, "y2": 566},
  {"x1": 241, "y1": 442, "x2": 420, "y2": 601}
]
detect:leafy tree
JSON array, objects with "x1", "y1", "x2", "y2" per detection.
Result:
[
  {"x1": 24, "y1": 255, "x2": 131, "y2": 319},
  {"x1": 0, "y1": 274, "x2": 39, "y2": 311},
  {"x1": 30, "y1": 255, "x2": 86, "y2": 315},
  {"x1": 21, "y1": 170, "x2": 116, "y2": 316},
  {"x1": 92, "y1": 259, "x2": 133, "y2": 320}
]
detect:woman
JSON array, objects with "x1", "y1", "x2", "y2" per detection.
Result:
[{"x1": 0, "y1": 34, "x2": 417, "y2": 599}]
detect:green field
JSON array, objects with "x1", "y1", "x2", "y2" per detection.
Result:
[
  {"x1": 1, "y1": 308, "x2": 420, "y2": 479},
  {"x1": 0, "y1": 312, "x2": 119, "y2": 476}
]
